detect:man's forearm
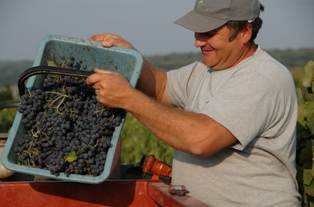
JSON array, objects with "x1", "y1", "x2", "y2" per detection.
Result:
[{"x1": 122, "y1": 89, "x2": 235, "y2": 156}]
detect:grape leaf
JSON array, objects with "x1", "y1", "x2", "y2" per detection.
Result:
[{"x1": 65, "y1": 151, "x2": 77, "y2": 162}]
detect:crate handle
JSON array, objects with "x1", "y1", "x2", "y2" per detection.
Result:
[{"x1": 18, "y1": 66, "x2": 93, "y2": 96}]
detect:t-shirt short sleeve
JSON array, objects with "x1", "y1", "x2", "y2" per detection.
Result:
[{"x1": 195, "y1": 72, "x2": 275, "y2": 150}]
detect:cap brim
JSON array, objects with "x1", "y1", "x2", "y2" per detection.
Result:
[{"x1": 174, "y1": 10, "x2": 228, "y2": 33}]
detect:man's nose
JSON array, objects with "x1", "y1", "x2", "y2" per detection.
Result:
[
  {"x1": 194, "y1": 33, "x2": 207, "y2": 48},
  {"x1": 194, "y1": 38, "x2": 206, "y2": 48}
]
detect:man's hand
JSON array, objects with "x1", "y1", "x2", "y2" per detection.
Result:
[
  {"x1": 89, "y1": 32, "x2": 169, "y2": 103},
  {"x1": 86, "y1": 69, "x2": 135, "y2": 109},
  {"x1": 89, "y1": 33, "x2": 134, "y2": 49},
  {"x1": 87, "y1": 33, "x2": 136, "y2": 109}
]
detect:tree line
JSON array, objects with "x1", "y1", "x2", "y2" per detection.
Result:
[{"x1": 1, "y1": 48, "x2": 314, "y2": 86}]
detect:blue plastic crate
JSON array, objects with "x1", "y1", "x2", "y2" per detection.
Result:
[{"x1": 1, "y1": 34, "x2": 143, "y2": 183}]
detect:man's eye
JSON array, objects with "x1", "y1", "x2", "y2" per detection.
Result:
[{"x1": 195, "y1": 30, "x2": 217, "y2": 39}]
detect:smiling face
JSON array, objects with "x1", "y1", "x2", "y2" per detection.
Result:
[{"x1": 194, "y1": 24, "x2": 255, "y2": 70}]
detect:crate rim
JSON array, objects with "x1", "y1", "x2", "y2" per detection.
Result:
[{"x1": 34, "y1": 34, "x2": 143, "y2": 87}]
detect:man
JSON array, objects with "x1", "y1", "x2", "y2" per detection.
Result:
[{"x1": 86, "y1": 0, "x2": 301, "y2": 206}]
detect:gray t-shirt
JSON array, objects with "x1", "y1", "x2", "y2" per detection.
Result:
[{"x1": 166, "y1": 47, "x2": 301, "y2": 206}]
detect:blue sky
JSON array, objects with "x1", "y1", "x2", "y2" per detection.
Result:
[{"x1": 0, "y1": 0, "x2": 313, "y2": 60}]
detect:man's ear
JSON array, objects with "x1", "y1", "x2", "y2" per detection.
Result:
[{"x1": 240, "y1": 24, "x2": 253, "y2": 44}]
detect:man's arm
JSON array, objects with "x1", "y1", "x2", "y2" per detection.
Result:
[
  {"x1": 125, "y1": 89, "x2": 237, "y2": 156},
  {"x1": 86, "y1": 69, "x2": 237, "y2": 157},
  {"x1": 136, "y1": 59, "x2": 172, "y2": 105},
  {"x1": 87, "y1": 33, "x2": 237, "y2": 156}
]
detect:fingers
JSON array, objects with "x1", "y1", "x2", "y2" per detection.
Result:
[
  {"x1": 85, "y1": 69, "x2": 115, "y2": 85},
  {"x1": 89, "y1": 33, "x2": 121, "y2": 41},
  {"x1": 86, "y1": 74, "x2": 99, "y2": 85},
  {"x1": 89, "y1": 33, "x2": 120, "y2": 45},
  {"x1": 94, "y1": 68, "x2": 112, "y2": 74},
  {"x1": 89, "y1": 34, "x2": 104, "y2": 42},
  {"x1": 89, "y1": 34, "x2": 114, "y2": 47},
  {"x1": 101, "y1": 38, "x2": 115, "y2": 47},
  {"x1": 88, "y1": 33, "x2": 133, "y2": 49},
  {"x1": 86, "y1": 72, "x2": 105, "y2": 85}
]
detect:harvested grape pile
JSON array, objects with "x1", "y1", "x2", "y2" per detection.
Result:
[{"x1": 15, "y1": 74, "x2": 124, "y2": 176}]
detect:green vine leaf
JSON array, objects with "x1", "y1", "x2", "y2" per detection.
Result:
[{"x1": 65, "y1": 151, "x2": 77, "y2": 162}]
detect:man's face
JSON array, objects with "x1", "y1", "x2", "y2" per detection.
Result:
[{"x1": 194, "y1": 25, "x2": 247, "y2": 70}]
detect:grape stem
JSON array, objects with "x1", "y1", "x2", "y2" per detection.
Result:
[{"x1": 47, "y1": 92, "x2": 69, "y2": 114}]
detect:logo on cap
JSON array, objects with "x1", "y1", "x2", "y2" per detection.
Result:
[{"x1": 196, "y1": 0, "x2": 205, "y2": 11}]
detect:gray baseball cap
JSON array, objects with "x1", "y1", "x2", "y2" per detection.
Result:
[{"x1": 175, "y1": 0, "x2": 261, "y2": 33}]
